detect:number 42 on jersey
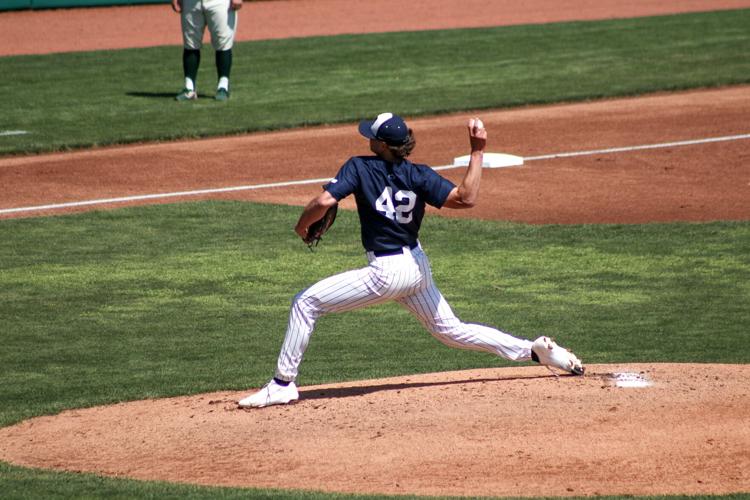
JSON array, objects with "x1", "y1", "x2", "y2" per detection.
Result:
[{"x1": 376, "y1": 187, "x2": 416, "y2": 224}]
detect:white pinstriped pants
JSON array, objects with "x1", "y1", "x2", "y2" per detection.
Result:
[{"x1": 274, "y1": 245, "x2": 533, "y2": 382}]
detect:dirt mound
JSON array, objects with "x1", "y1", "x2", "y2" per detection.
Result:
[{"x1": 1, "y1": 363, "x2": 748, "y2": 497}]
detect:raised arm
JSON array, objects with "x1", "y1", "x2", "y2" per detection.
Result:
[{"x1": 442, "y1": 118, "x2": 487, "y2": 209}]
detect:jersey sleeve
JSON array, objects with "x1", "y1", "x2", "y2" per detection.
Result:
[
  {"x1": 323, "y1": 158, "x2": 360, "y2": 201},
  {"x1": 417, "y1": 165, "x2": 456, "y2": 208}
]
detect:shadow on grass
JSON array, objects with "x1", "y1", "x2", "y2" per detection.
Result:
[{"x1": 126, "y1": 91, "x2": 178, "y2": 99}]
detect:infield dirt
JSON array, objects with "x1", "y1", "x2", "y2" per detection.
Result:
[
  {"x1": 3, "y1": 86, "x2": 748, "y2": 223},
  {"x1": 3, "y1": 0, "x2": 750, "y2": 56}
]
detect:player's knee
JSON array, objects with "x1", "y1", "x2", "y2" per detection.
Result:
[
  {"x1": 426, "y1": 321, "x2": 465, "y2": 340},
  {"x1": 291, "y1": 290, "x2": 308, "y2": 310},
  {"x1": 212, "y1": 39, "x2": 234, "y2": 51},
  {"x1": 429, "y1": 329, "x2": 468, "y2": 350},
  {"x1": 434, "y1": 314, "x2": 462, "y2": 331},
  {"x1": 291, "y1": 291, "x2": 322, "y2": 319}
]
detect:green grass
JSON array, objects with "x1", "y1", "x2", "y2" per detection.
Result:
[
  {"x1": 1, "y1": 9, "x2": 749, "y2": 155},
  {"x1": 1, "y1": 202, "x2": 749, "y2": 499}
]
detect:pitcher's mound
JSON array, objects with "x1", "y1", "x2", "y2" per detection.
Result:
[{"x1": 1, "y1": 363, "x2": 748, "y2": 497}]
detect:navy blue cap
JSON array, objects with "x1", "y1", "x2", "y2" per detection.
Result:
[{"x1": 358, "y1": 113, "x2": 409, "y2": 145}]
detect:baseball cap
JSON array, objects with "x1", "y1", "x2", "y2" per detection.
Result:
[{"x1": 358, "y1": 112, "x2": 409, "y2": 145}]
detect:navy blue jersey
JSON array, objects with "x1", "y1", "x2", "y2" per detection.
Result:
[{"x1": 324, "y1": 156, "x2": 455, "y2": 252}]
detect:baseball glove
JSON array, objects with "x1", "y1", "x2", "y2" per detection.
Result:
[{"x1": 305, "y1": 203, "x2": 338, "y2": 249}]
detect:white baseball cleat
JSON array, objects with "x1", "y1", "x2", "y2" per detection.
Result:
[
  {"x1": 238, "y1": 379, "x2": 299, "y2": 408},
  {"x1": 532, "y1": 336, "x2": 585, "y2": 376}
]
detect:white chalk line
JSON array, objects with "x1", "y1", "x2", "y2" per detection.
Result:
[
  {"x1": 2, "y1": 133, "x2": 748, "y2": 215},
  {"x1": 523, "y1": 133, "x2": 750, "y2": 161},
  {"x1": 0, "y1": 177, "x2": 335, "y2": 215},
  {"x1": 0, "y1": 130, "x2": 29, "y2": 137}
]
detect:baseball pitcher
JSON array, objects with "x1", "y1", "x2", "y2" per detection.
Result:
[{"x1": 240, "y1": 113, "x2": 584, "y2": 408}]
